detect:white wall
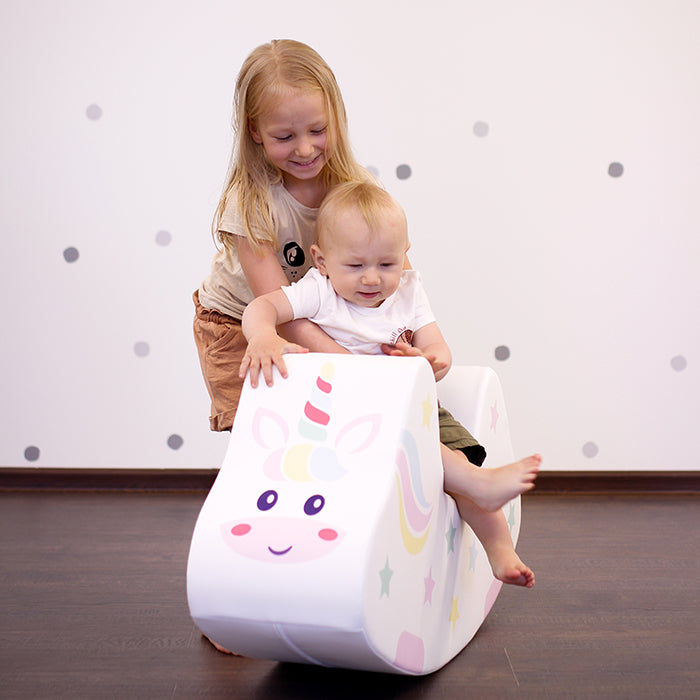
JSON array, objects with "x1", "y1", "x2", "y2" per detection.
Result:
[{"x1": 1, "y1": 0, "x2": 698, "y2": 471}]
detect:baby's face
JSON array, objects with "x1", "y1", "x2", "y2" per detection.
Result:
[{"x1": 312, "y1": 206, "x2": 408, "y2": 308}]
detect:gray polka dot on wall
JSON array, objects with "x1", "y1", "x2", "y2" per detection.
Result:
[
  {"x1": 63, "y1": 247, "x2": 79, "y2": 263},
  {"x1": 86, "y1": 104, "x2": 103, "y2": 121},
  {"x1": 608, "y1": 162, "x2": 624, "y2": 178},
  {"x1": 167, "y1": 434, "x2": 184, "y2": 450},
  {"x1": 473, "y1": 121, "x2": 489, "y2": 138},
  {"x1": 495, "y1": 345, "x2": 510, "y2": 361},
  {"x1": 670, "y1": 355, "x2": 687, "y2": 372},
  {"x1": 582, "y1": 441, "x2": 599, "y2": 458},
  {"x1": 155, "y1": 230, "x2": 172, "y2": 246},
  {"x1": 24, "y1": 446, "x2": 40, "y2": 462},
  {"x1": 134, "y1": 342, "x2": 150, "y2": 358},
  {"x1": 396, "y1": 164, "x2": 412, "y2": 180}
]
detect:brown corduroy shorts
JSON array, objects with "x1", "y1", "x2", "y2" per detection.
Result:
[{"x1": 192, "y1": 290, "x2": 247, "y2": 432}]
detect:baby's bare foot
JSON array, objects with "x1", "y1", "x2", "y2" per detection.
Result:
[
  {"x1": 470, "y1": 454, "x2": 541, "y2": 511},
  {"x1": 204, "y1": 634, "x2": 239, "y2": 655},
  {"x1": 488, "y1": 548, "x2": 536, "y2": 588}
]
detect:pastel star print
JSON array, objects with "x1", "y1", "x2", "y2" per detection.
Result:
[
  {"x1": 507, "y1": 501, "x2": 516, "y2": 530},
  {"x1": 422, "y1": 394, "x2": 433, "y2": 428},
  {"x1": 468, "y1": 539, "x2": 479, "y2": 571},
  {"x1": 445, "y1": 520, "x2": 457, "y2": 553},
  {"x1": 449, "y1": 597, "x2": 460, "y2": 630},
  {"x1": 490, "y1": 400, "x2": 499, "y2": 433},
  {"x1": 379, "y1": 557, "x2": 393, "y2": 597},
  {"x1": 424, "y1": 567, "x2": 435, "y2": 605}
]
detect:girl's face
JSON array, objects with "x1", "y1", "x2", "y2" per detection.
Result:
[{"x1": 249, "y1": 89, "x2": 329, "y2": 190}]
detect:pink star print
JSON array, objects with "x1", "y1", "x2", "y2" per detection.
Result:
[
  {"x1": 490, "y1": 400, "x2": 499, "y2": 433},
  {"x1": 424, "y1": 567, "x2": 435, "y2": 605}
]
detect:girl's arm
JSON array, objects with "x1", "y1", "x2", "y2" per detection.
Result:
[
  {"x1": 240, "y1": 290, "x2": 307, "y2": 388},
  {"x1": 236, "y1": 236, "x2": 351, "y2": 354},
  {"x1": 381, "y1": 322, "x2": 452, "y2": 382}
]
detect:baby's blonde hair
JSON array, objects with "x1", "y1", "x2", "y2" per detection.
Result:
[
  {"x1": 316, "y1": 181, "x2": 408, "y2": 249},
  {"x1": 214, "y1": 39, "x2": 371, "y2": 252}
]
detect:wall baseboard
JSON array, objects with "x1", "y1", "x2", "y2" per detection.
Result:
[
  {"x1": 0, "y1": 468, "x2": 219, "y2": 493},
  {"x1": 1, "y1": 468, "x2": 698, "y2": 495}
]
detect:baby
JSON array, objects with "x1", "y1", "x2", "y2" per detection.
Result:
[{"x1": 241, "y1": 182, "x2": 540, "y2": 587}]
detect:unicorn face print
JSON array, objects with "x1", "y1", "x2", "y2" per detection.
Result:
[
  {"x1": 221, "y1": 487, "x2": 342, "y2": 563},
  {"x1": 220, "y1": 363, "x2": 382, "y2": 564}
]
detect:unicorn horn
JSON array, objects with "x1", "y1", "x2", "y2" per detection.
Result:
[{"x1": 298, "y1": 362, "x2": 334, "y2": 442}]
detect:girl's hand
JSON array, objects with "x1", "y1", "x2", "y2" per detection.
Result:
[
  {"x1": 240, "y1": 332, "x2": 308, "y2": 388},
  {"x1": 380, "y1": 342, "x2": 449, "y2": 379}
]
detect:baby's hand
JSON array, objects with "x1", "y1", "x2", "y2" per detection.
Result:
[
  {"x1": 240, "y1": 332, "x2": 308, "y2": 388},
  {"x1": 380, "y1": 342, "x2": 448, "y2": 379}
]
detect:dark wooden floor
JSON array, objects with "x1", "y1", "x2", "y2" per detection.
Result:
[{"x1": 1, "y1": 491, "x2": 698, "y2": 699}]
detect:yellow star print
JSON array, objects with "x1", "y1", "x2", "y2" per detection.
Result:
[
  {"x1": 449, "y1": 597, "x2": 460, "y2": 630},
  {"x1": 422, "y1": 394, "x2": 433, "y2": 428}
]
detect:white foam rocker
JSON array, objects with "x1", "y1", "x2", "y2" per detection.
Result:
[{"x1": 187, "y1": 354, "x2": 519, "y2": 675}]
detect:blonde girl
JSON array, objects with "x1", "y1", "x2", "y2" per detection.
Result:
[{"x1": 194, "y1": 39, "x2": 373, "y2": 431}]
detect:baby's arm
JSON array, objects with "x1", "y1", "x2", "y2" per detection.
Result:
[
  {"x1": 240, "y1": 290, "x2": 308, "y2": 388},
  {"x1": 382, "y1": 322, "x2": 452, "y2": 381}
]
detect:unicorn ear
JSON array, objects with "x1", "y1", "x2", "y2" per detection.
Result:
[
  {"x1": 252, "y1": 408, "x2": 290, "y2": 450},
  {"x1": 335, "y1": 414, "x2": 382, "y2": 454}
]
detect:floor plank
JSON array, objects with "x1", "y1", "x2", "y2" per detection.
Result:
[{"x1": 0, "y1": 492, "x2": 697, "y2": 698}]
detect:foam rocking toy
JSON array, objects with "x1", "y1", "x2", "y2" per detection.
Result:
[{"x1": 187, "y1": 354, "x2": 519, "y2": 675}]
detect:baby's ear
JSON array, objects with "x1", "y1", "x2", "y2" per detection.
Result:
[{"x1": 310, "y1": 244, "x2": 327, "y2": 275}]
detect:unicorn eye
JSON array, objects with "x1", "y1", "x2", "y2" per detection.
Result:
[
  {"x1": 257, "y1": 490, "x2": 278, "y2": 511},
  {"x1": 303, "y1": 494, "x2": 325, "y2": 516}
]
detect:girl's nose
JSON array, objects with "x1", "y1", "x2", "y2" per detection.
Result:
[{"x1": 295, "y1": 137, "x2": 314, "y2": 157}]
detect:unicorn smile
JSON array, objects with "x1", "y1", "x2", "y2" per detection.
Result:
[{"x1": 268, "y1": 545, "x2": 293, "y2": 556}]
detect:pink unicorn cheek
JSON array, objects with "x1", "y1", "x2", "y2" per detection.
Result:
[
  {"x1": 231, "y1": 523, "x2": 252, "y2": 536},
  {"x1": 318, "y1": 528, "x2": 338, "y2": 541},
  {"x1": 221, "y1": 517, "x2": 344, "y2": 563}
]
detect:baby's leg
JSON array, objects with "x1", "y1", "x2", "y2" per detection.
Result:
[
  {"x1": 441, "y1": 445, "x2": 540, "y2": 512},
  {"x1": 452, "y1": 494, "x2": 535, "y2": 588}
]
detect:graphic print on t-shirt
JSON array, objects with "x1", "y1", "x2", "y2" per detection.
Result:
[
  {"x1": 283, "y1": 242, "x2": 306, "y2": 279},
  {"x1": 391, "y1": 327, "x2": 414, "y2": 345}
]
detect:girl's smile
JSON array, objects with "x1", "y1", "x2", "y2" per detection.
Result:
[{"x1": 249, "y1": 90, "x2": 329, "y2": 190}]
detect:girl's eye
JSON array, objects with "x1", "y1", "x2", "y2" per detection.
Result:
[
  {"x1": 311, "y1": 126, "x2": 327, "y2": 135},
  {"x1": 274, "y1": 135, "x2": 292, "y2": 142},
  {"x1": 257, "y1": 490, "x2": 278, "y2": 511},
  {"x1": 304, "y1": 494, "x2": 325, "y2": 516}
]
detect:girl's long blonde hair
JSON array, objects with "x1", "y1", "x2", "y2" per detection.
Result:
[{"x1": 214, "y1": 39, "x2": 371, "y2": 253}]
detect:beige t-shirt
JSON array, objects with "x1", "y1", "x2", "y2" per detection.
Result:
[{"x1": 198, "y1": 182, "x2": 318, "y2": 320}]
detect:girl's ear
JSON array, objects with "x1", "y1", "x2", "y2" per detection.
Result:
[
  {"x1": 248, "y1": 117, "x2": 263, "y2": 144},
  {"x1": 310, "y1": 244, "x2": 328, "y2": 275}
]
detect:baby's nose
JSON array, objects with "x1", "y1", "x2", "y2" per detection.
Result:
[{"x1": 362, "y1": 269, "x2": 380, "y2": 286}]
